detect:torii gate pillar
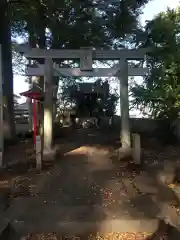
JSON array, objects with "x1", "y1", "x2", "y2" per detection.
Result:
[
  {"x1": 43, "y1": 58, "x2": 54, "y2": 162},
  {"x1": 119, "y1": 59, "x2": 131, "y2": 149}
]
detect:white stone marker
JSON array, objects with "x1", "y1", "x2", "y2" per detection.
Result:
[
  {"x1": 132, "y1": 133, "x2": 141, "y2": 164},
  {"x1": 36, "y1": 135, "x2": 42, "y2": 170}
]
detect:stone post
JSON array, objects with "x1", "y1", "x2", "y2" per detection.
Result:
[{"x1": 132, "y1": 134, "x2": 141, "y2": 164}]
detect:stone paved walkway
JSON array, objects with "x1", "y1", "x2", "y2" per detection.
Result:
[{"x1": 1, "y1": 129, "x2": 180, "y2": 238}]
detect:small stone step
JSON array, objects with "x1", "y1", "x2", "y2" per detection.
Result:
[
  {"x1": 7, "y1": 201, "x2": 160, "y2": 235},
  {"x1": 7, "y1": 195, "x2": 161, "y2": 222},
  {"x1": 13, "y1": 219, "x2": 159, "y2": 236}
]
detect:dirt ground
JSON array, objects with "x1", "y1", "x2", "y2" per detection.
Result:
[{"x1": 1, "y1": 128, "x2": 180, "y2": 239}]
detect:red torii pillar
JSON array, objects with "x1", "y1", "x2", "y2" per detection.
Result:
[{"x1": 20, "y1": 86, "x2": 44, "y2": 169}]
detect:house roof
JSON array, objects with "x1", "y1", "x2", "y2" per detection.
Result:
[{"x1": 15, "y1": 102, "x2": 29, "y2": 110}]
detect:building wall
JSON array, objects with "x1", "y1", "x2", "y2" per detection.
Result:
[
  {"x1": 113, "y1": 116, "x2": 160, "y2": 134},
  {"x1": 102, "y1": 116, "x2": 180, "y2": 140}
]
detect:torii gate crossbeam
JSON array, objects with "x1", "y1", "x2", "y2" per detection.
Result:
[
  {"x1": 17, "y1": 44, "x2": 150, "y2": 60},
  {"x1": 26, "y1": 65, "x2": 149, "y2": 77}
]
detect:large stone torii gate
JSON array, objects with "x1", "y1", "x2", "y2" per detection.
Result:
[{"x1": 1, "y1": 45, "x2": 149, "y2": 169}]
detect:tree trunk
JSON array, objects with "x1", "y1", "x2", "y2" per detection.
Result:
[
  {"x1": 27, "y1": 29, "x2": 37, "y2": 131},
  {"x1": 0, "y1": 0, "x2": 15, "y2": 139},
  {"x1": 27, "y1": 5, "x2": 46, "y2": 130}
]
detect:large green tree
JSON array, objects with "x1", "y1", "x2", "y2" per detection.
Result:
[
  {"x1": 131, "y1": 7, "x2": 180, "y2": 120},
  {"x1": 10, "y1": 0, "x2": 150, "y2": 121},
  {"x1": 11, "y1": 0, "x2": 150, "y2": 48}
]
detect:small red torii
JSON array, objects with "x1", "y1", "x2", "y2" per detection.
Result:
[{"x1": 20, "y1": 86, "x2": 44, "y2": 145}]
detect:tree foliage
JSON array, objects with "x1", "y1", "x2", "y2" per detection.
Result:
[
  {"x1": 12, "y1": 41, "x2": 26, "y2": 75},
  {"x1": 10, "y1": 0, "x2": 150, "y2": 48},
  {"x1": 131, "y1": 7, "x2": 180, "y2": 120}
]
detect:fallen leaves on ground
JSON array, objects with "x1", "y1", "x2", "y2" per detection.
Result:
[{"x1": 21, "y1": 232, "x2": 154, "y2": 240}]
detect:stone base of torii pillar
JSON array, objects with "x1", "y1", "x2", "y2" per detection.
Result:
[{"x1": 116, "y1": 134, "x2": 141, "y2": 165}]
